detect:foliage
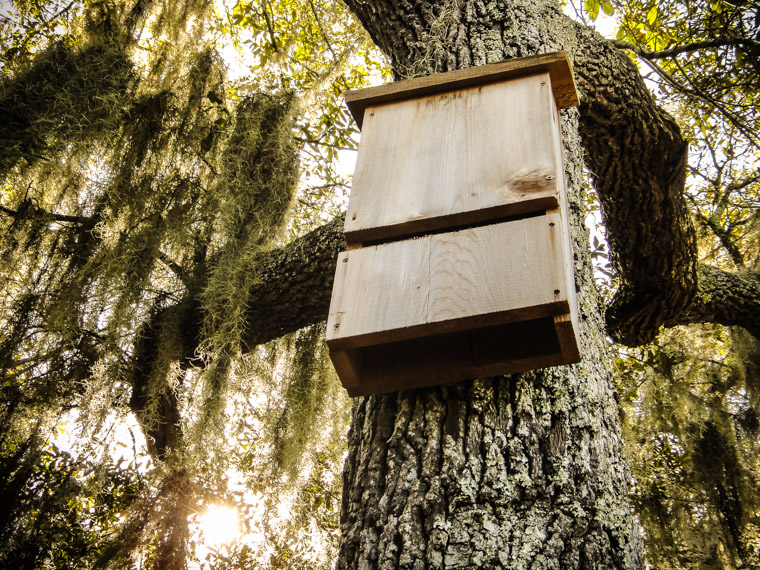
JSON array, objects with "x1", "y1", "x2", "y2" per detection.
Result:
[
  {"x1": 0, "y1": 434, "x2": 145, "y2": 569},
  {"x1": 615, "y1": 326, "x2": 760, "y2": 569},
  {"x1": 573, "y1": 1, "x2": 760, "y2": 568},
  {"x1": 0, "y1": 0, "x2": 380, "y2": 567},
  {"x1": 216, "y1": 0, "x2": 389, "y2": 236}
]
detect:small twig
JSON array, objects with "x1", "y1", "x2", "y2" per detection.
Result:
[
  {"x1": 308, "y1": 0, "x2": 338, "y2": 59},
  {"x1": 306, "y1": 181, "x2": 350, "y2": 191},
  {"x1": 611, "y1": 37, "x2": 760, "y2": 59},
  {"x1": 262, "y1": 0, "x2": 279, "y2": 53},
  {"x1": 157, "y1": 251, "x2": 189, "y2": 284},
  {"x1": 0, "y1": 202, "x2": 94, "y2": 224},
  {"x1": 294, "y1": 136, "x2": 356, "y2": 152}
]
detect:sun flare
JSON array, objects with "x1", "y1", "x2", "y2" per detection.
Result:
[{"x1": 199, "y1": 505, "x2": 240, "y2": 547}]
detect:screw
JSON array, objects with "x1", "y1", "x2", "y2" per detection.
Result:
[
  {"x1": 545, "y1": 175, "x2": 555, "y2": 180},
  {"x1": 333, "y1": 324, "x2": 340, "y2": 330},
  {"x1": 554, "y1": 289, "x2": 561, "y2": 296},
  {"x1": 351, "y1": 214, "x2": 356, "y2": 220},
  {"x1": 549, "y1": 222, "x2": 555, "y2": 228},
  {"x1": 342, "y1": 257, "x2": 348, "y2": 263}
]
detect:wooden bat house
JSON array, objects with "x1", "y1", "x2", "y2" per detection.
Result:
[{"x1": 326, "y1": 51, "x2": 582, "y2": 396}]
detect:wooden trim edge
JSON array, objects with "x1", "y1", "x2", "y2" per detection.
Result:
[{"x1": 345, "y1": 51, "x2": 579, "y2": 128}]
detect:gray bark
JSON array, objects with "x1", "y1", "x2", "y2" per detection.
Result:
[
  {"x1": 337, "y1": 1, "x2": 643, "y2": 568},
  {"x1": 674, "y1": 265, "x2": 760, "y2": 337}
]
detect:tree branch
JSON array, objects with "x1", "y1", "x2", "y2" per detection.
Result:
[
  {"x1": 573, "y1": 23, "x2": 698, "y2": 345},
  {"x1": 239, "y1": 215, "x2": 345, "y2": 348},
  {"x1": 0, "y1": 201, "x2": 94, "y2": 224},
  {"x1": 668, "y1": 265, "x2": 760, "y2": 338},
  {"x1": 610, "y1": 41, "x2": 760, "y2": 151},
  {"x1": 611, "y1": 37, "x2": 760, "y2": 60}
]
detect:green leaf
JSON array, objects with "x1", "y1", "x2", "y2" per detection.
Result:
[
  {"x1": 647, "y1": 6, "x2": 658, "y2": 24},
  {"x1": 602, "y1": 1, "x2": 614, "y2": 16},
  {"x1": 585, "y1": 0, "x2": 600, "y2": 21}
]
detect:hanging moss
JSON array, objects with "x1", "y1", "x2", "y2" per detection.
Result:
[
  {"x1": 270, "y1": 325, "x2": 335, "y2": 480},
  {"x1": 0, "y1": 0, "x2": 366, "y2": 566},
  {"x1": 0, "y1": 40, "x2": 136, "y2": 177},
  {"x1": 198, "y1": 92, "x2": 299, "y2": 364}
]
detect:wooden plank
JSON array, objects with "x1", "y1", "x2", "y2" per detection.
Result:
[
  {"x1": 547, "y1": 90, "x2": 582, "y2": 364},
  {"x1": 326, "y1": 239, "x2": 431, "y2": 347},
  {"x1": 327, "y1": 214, "x2": 569, "y2": 351},
  {"x1": 333, "y1": 317, "x2": 568, "y2": 396},
  {"x1": 428, "y1": 219, "x2": 567, "y2": 325},
  {"x1": 344, "y1": 74, "x2": 561, "y2": 244},
  {"x1": 345, "y1": 51, "x2": 579, "y2": 129}
]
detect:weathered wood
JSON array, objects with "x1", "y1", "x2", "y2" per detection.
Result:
[
  {"x1": 344, "y1": 73, "x2": 562, "y2": 243},
  {"x1": 329, "y1": 215, "x2": 568, "y2": 347},
  {"x1": 332, "y1": 317, "x2": 570, "y2": 396},
  {"x1": 345, "y1": 51, "x2": 579, "y2": 128},
  {"x1": 327, "y1": 214, "x2": 580, "y2": 393},
  {"x1": 547, "y1": 85, "x2": 583, "y2": 365}
]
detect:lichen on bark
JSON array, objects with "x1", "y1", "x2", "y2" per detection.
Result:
[{"x1": 336, "y1": 1, "x2": 644, "y2": 567}]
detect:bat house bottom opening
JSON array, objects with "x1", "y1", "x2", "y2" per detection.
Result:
[{"x1": 332, "y1": 316, "x2": 573, "y2": 397}]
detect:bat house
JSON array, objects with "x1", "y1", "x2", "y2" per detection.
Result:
[{"x1": 327, "y1": 52, "x2": 582, "y2": 396}]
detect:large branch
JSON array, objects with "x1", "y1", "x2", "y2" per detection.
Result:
[
  {"x1": 670, "y1": 265, "x2": 760, "y2": 337},
  {"x1": 571, "y1": 23, "x2": 699, "y2": 345},
  {"x1": 572, "y1": 26, "x2": 760, "y2": 344},
  {"x1": 239, "y1": 215, "x2": 345, "y2": 348}
]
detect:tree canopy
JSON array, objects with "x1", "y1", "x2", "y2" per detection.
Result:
[{"x1": 0, "y1": 0, "x2": 758, "y2": 568}]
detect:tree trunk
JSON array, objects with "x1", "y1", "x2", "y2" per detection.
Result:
[{"x1": 336, "y1": 1, "x2": 643, "y2": 568}]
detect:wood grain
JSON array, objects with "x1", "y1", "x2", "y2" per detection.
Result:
[
  {"x1": 345, "y1": 51, "x2": 579, "y2": 129},
  {"x1": 344, "y1": 73, "x2": 561, "y2": 244},
  {"x1": 326, "y1": 237, "x2": 431, "y2": 347},
  {"x1": 327, "y1": 214, "x2": 569, "y2": 350}
]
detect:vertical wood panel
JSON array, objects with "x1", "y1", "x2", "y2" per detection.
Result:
[
  {"x1": 547, "y1": 92, "x2": 582, "y2": 362},
  {"x1": 344, "y1": 74, "x2": 561, "y2": 243}
]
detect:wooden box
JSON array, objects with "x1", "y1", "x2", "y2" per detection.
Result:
[
  {"x1": 343, "y1": 53, "x2": 579, "y2": 244},
  {"x1": 327, "y1": 52, "x2": 581, "y2": 396}
]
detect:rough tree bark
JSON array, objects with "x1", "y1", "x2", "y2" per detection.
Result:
[
  {"x1": 336, "y1": 1, "x2": 642, "y2": 568},
  {"x1": 118, "y1": 0, "x2": 760, "y2": 563}
]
